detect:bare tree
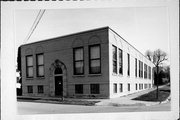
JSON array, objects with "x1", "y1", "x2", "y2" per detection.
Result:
[{"x1": 145, "y1": 49, "x2": 168, "y2": 99}]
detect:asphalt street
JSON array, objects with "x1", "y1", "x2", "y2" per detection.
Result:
[{"x1": 17, "y1": 101, "x2": 170, "y2": 114}]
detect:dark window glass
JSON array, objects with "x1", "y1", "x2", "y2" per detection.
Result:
[
  {"x1": 36, "y1": 54, "x2": 44, "y2": 77},
  {"x1": 120, "y1": 83, "x2": 123, "y2": 92},
  {"x1": 139, "y1": 84, "x2": 141, "y2": 90},
  {"x1": 73, "y1": 47, "x2": 84, "y2": 75},
  {"x1": 141, "y1": 62, "x2": 143, "y2": 78},
  {"x1": 89, "y1": 45, "x2": 101, "y2": 74},
  {"x1": 148, "y1": 66, "x2": 151, "y2": 79},
  {"x1": 112, "y1": 45, "x2": 117, "y2": 74},
  {"x1": 113, "y1": 83, "x2": 117, "y2": 93},
  {"x1": 136, "y1": 83, "x2": 138, "y2": 90},
  {"x1": 27, "y1": 86, "x2": 33, "y2": 93},
  {"x1": 119, "y1": 49, "x2": 123, "y2": 74},
  {"x1": 75, "y1": 84, "x2": 83, "y2": 94},
  {"x1": 26, "y1": 55, "x2": 33, "y2": 78},
  {"x1": 127, "y1": 54, "x2": 130, "y2": 76},
  {"x1": 128, "y1": 83, "x2": 130, "y2": 91},
  {"x1": 139, "y1": 60, "x2": 141, "y2": 77},
  {"x1": 90, "y1": 84, "x2": 100, "y2": 94},
  {"x1": 135, "y1": 58, "x2": 137, "y2": 77},
  {"x1": 38, "y1": 85, "x2": 44, "y2": 93},
  {"x1": 144, "y1": 64, "x2": 147, "y2": 79}
]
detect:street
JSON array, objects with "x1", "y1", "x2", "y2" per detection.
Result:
[{"x1": 17, "y1": 101, "x2": 170, "y2": 114}]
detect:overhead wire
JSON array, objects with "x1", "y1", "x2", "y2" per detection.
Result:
[{"x1": 23, "y1": 9, "x2": 46, "y2": 44}]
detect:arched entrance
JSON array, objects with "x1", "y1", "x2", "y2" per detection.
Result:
[
  {"x1": 54, "y1": 67, "x2": 63, "y2": 96},
  {"x1": 49, "y1": 59, "x2": 67, "y2": 97}
]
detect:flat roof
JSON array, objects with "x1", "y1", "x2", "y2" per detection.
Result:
[{"x1": 21, "y1": 26, "x2": 154, "y2": 65}]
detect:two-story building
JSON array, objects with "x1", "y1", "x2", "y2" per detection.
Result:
[{"x1": 20, "y1": 26, "x2": 154, "y2": 98}]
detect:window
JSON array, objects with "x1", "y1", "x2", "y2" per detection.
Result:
[
  {"x1": 135, "y1": 58, "x2": 137, "y2": 77},
  {"x1": 119, "y1": 49, "x2": 123, "y2": 74},
  {"x1": 38, "y1": 85, "x2": 44, "y2": 93},
  {"x1": 128, "y1": 83, "x2": 130, "y2": 91},
  {"x1": 119, "y1": 83, "x2": 123, "y2": 92},
  {"x1": 112, "y1": 45, "x2": 117, "y2": 74},
  {"x1": 75, "y1": 84, "x2": 83, "y2": 94},
  {"x1": 27, "y1": 86, "x2": 33, "y2": 93},
  {"x1": 89, "y1": 45, "x2": 101, "y2": 74},
  {"x1": 90, "y1": 84, "x2": 100, "y2": 94},
  {"x1": 148, "y1": 66, "x2": 151, "y2": 79},
  {"x1": 144, "y1": 64, "x2": 147, "y2": 79},
  {"x1": 139, "y1": 61, "x2": 143, "y2": 78},
  {"x1": 141, "y1": 62, "x2": 143, "y2": 78},
  {"x1": 113, "y1": 83, "x2": 117, "y2": 93},
  {"x1": 127, "y1": 54, "x2": 130, "y2": 76},
  {"x1": 73, "y1": 47, "x2": 84, "y2": 75},
  {"x1": 36, "y1": 54, "x2": 44, "y2": 77},
  {"x1": 26, "y1": 55, "x2": 33, "y2": 78},
  {"x1": 136, "y1": 83, "x2": 138, "y2": 90},
  {"x1": 142, "y1": 84, "x2": 143, "y2": 89},
  {"x1": 139, "y1": 84, "x2": 141, "y2": 90}
]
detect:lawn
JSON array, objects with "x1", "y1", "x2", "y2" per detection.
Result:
[{"x1": 132, "y1": 85, "x2": 170, "y2": 102}]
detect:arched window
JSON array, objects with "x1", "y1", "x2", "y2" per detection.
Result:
[{"x1": 54, "y1": 67, "x2": 62, "y2": 74}]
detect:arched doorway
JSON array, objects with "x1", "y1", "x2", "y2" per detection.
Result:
[
  {"x1": 54, "y1": 67, "x2": 63, "y2": 96},
  {"x1": 49, "y1": 59, "x2": 67, "y2": 97}
]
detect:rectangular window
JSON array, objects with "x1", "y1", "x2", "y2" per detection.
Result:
[
  {"x1": 74, "y1": 47, "x2": 84, "y2": 75},
  {"x1": 38, "y1": 85, "x2": 44, "y2": 93},
  {"x1": 148, "y1": 66, "x2": 151, "y2": 79},
  {"x1": 26, "y1": 55, "x2": 33, "y2": 78},
  {"x1": 139, "y1": 84, "x2": 141, "y2": 90},
  {"x1": 90, "y1": 84, "x2": 100, "y2": 94},
  {"x1": 127, "y1": 54, "x2": 130, "y2": 76},
  {"x1": 119, "y1": 49, "x2": 123, "y2": 74},
  {"x1": 128, "y1": 83, "x2": 130, "y2": 91},
  {"x1": 139, "y1": 60, "x2": 141, "y2": 77},
  {"x1": 141, "y1": 62, "x2": 143, "y2": 78},
  {"x1": 112, "y1": 45, "x2": 117, "y2": 74},
  {"x1": 36, "y1": 54, "x2": 44, "y2": 77},
  {"x1": 75, "y1": 84, "x2": 83, "y2": 94},
  {"x1": 136, "y1": 83, "x2": 138, "y2": 90},
  {"x1": 119, "y1": 83, "x2": 123, "y2": 92},
  {"x1": 89, "y1": 45, "x2": 101, "y2": 74},
  {"x1": 27, "y1": 86, "x2": 33, "y2": 93},
  {"x1": 144, "y1": 64, "x2": 147, "y2": 79},
  {"x1": 135, "y1": 58, "x2": 137, "y2": 77},
  {"x1": 113, "y1": 83, "x2": 117, "y2": 93}
]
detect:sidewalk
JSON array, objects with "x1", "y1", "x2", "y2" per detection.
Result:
[
  {"x1": 95, "y1": 85, "x2": 167, "y2": 107},
  {"x1": 17, "y1": 85, "x2": 169, "y2": 107}
]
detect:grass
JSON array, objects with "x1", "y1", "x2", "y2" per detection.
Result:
[{"x1": 132, "y1": 85, "x2": 170, "y2": 102}]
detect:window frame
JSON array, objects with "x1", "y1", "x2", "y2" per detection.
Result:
[
  {"x1": 113, "y1": 83, "x2": 117, "y2": 93},
  {"x1": 73, "y1": 47, "x2": 84, "y2": 75},
  {"x1": 118, "y1": 48, "x2": 123, "y2": 75},
  {"x1": 127, "y1": 53, "x2": 130, "y2": 76},
  {"x1": 75, "y1": 84, "x2": 83, "y2": 94},
  {"x1": 90, "y1": 84, "x2": 100, "y2": 94},
  {"x1": 128, "y1": 83, "x2": 130, "y2": 91},
  {"x1": 37, "y1": 85, "x2": 44, "y2": 94},
  {"x1": 119, "y1": 83, "x2": 123, "y2": 92},
  {"x1": 27, "y1": 85, "x2": 33, "y2": 93},
  {"x1": 89, "y1": 44, "x2": 101, "y2": 74},
  {"x1": 26, "y1": 55, "x2": 33, "y2": 78},
  {"x1": 112, "y1": 45, "x2": 117, "y2": 74},
  {"x1": 135, "y1": 58, "x2": 137, "y2": 77},
  {"x1": 36, "y1": 53, "x2": 44, "y2": 77}
]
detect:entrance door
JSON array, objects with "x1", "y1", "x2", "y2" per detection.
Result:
[{"x1": 55, "y1": 76, "x2": 63, "y2": 96}]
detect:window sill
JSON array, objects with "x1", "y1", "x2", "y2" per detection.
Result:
[
  {"x1": 88, "y1": 74, "x2": 102, "y2": 77},
  {"x1": 26, "y1": 78, "x2": 34, "y2": 80},
  {"x1": 72, "y1": 75, "x2": 85, "y2": 77},
  {"x1": 36, "y1": 77, "x2": 45, "y2": 79}
]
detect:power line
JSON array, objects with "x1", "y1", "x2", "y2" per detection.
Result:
[{"x1": 23, "y1": 9, "x2": 46, "y2": 44}]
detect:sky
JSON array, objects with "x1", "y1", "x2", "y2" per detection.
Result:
[{"x1": 15, "y1": 7, "x2": 170, "y2": 65}]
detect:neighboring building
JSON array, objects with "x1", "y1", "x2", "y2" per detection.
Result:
[{"x1": 20, "y1": 26, "x2": 154, "y2": 98}]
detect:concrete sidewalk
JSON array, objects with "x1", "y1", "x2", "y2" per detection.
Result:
[
  {"x1": 17, "y1": 85, "x2": 169, "y2": 107},
  {"x1": 95, "y1": 85, "x2": 167, "y2": 107}
]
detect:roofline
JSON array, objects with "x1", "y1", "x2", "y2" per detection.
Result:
[
  {"x1": 108, "y1": 27, "x2": 154, "y2": 65},
  {"x1": 20, "y1": 26, "x2": 109, "y2": 47}
]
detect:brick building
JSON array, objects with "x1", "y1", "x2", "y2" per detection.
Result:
[{"x1": 20, "y1": 26, "x2": 154, "y2": 98}]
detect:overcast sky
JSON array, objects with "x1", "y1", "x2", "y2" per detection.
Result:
[{"x1": 15, "y1": 7, "x2": 169, "y2": 64}]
